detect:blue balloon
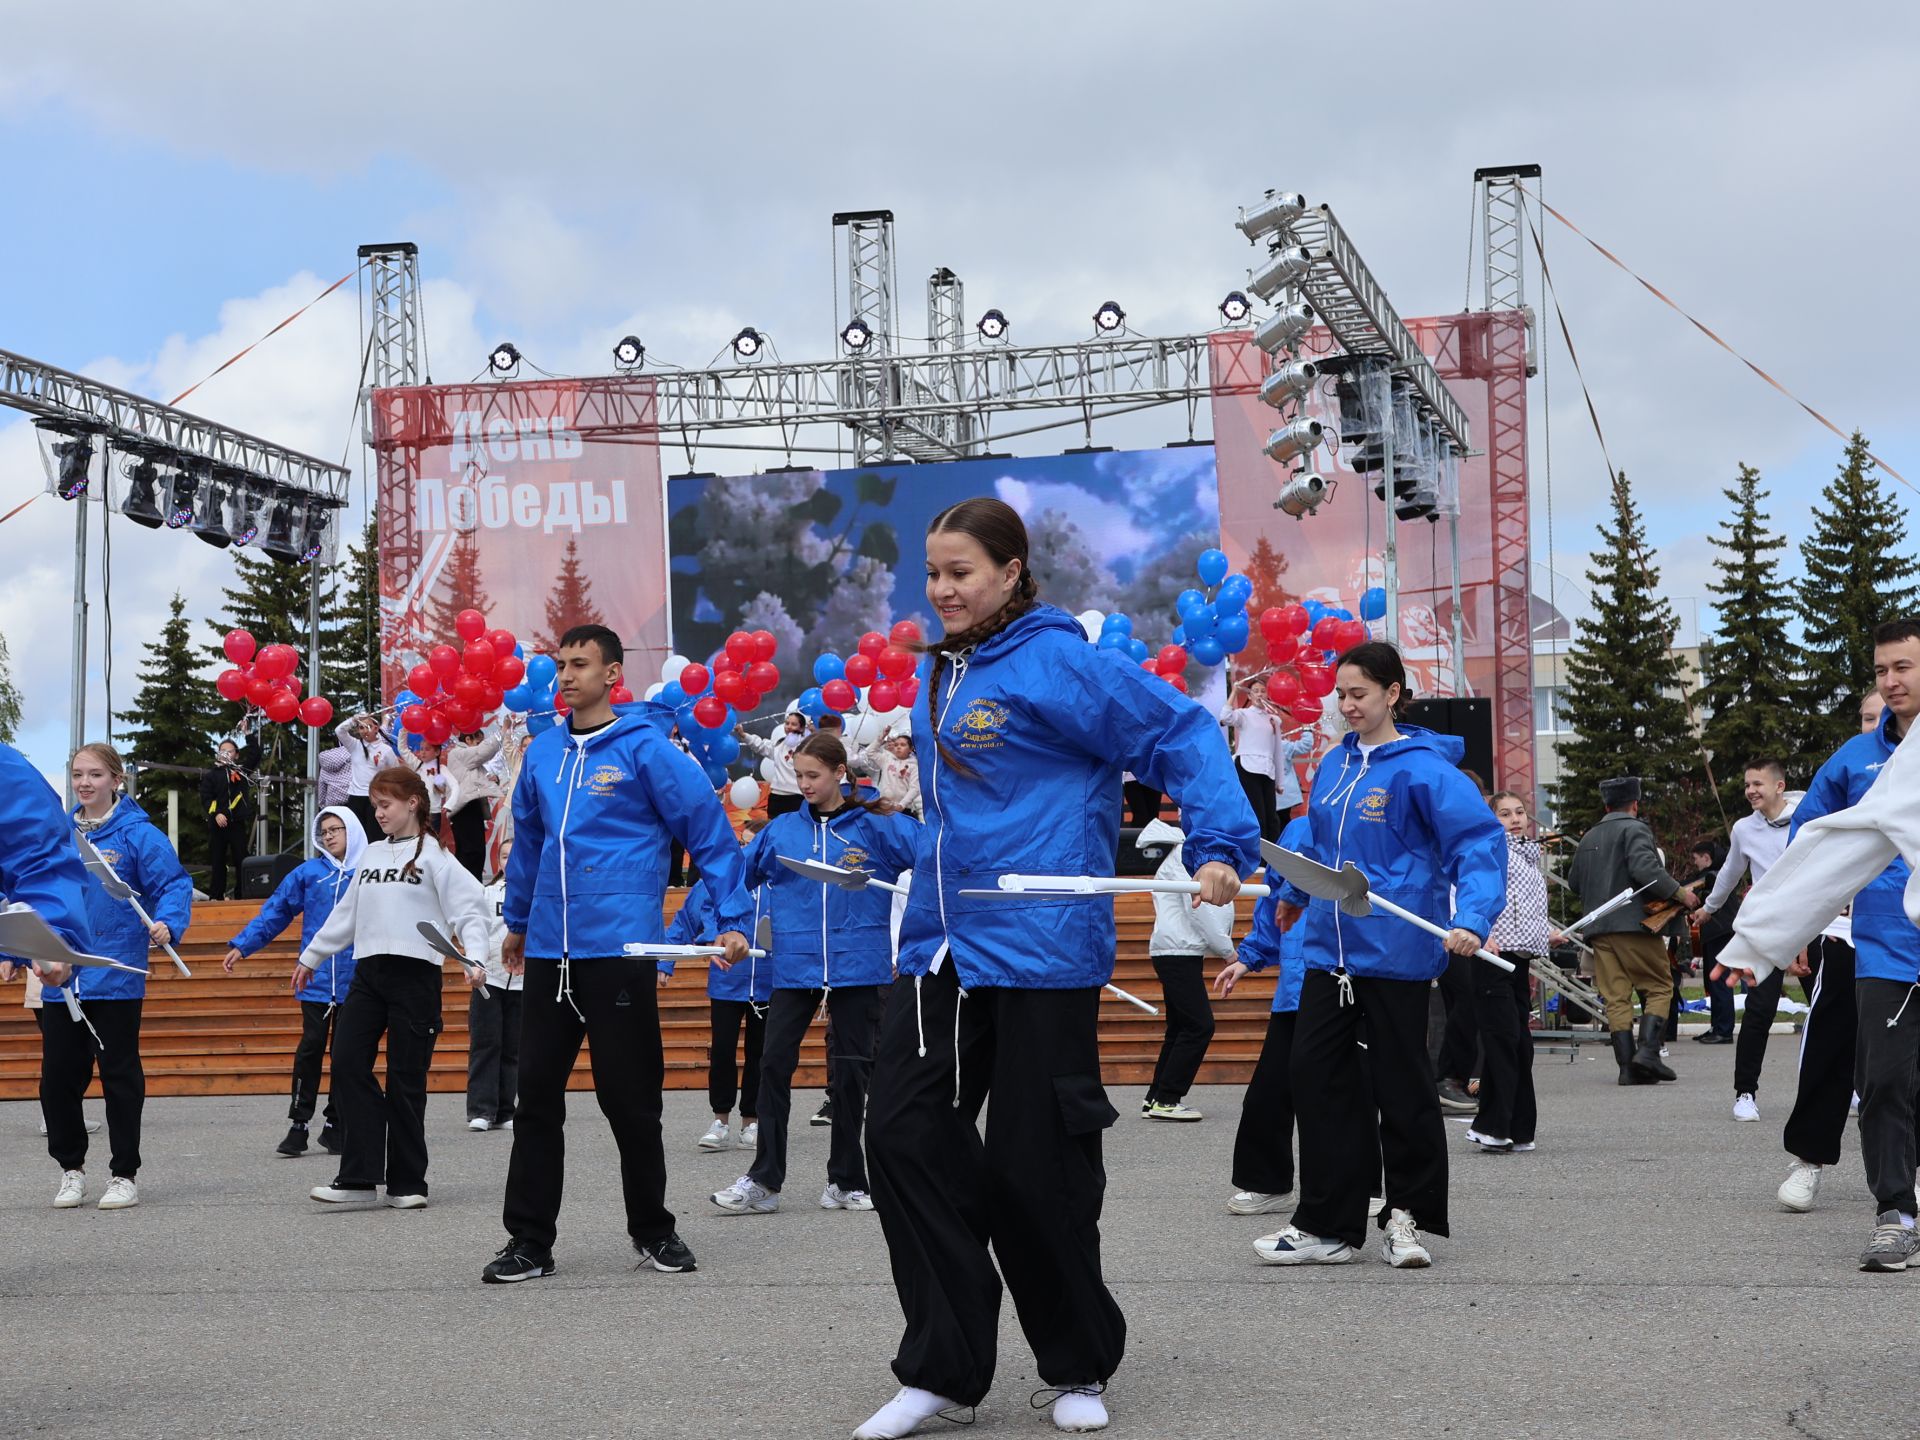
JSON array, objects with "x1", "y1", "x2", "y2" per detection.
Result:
[
  {"x1": 395, "y1": 688, "x2": 418, "y2": 707},
  {"x1": 1191, "y1": 637, "x2": 1226, "y2": 666},
  {"x1": 1185, "y1": 605, "x2": 1218, "y2": 641},
  {"x1": 1101, "y1": 613, "x2": 1133, "y2": 636},
  {"x1": 1127, "y1": 637, "x2": 1149, "y2": 662},
  {"x1": 1196, "y1": 548, "x2": 1230, "y2": 588},
  {"x1": 1097, "y1": 631, "x2": 1129, "y2": 651},
  {"x1": 1331, "y1": 607, "x2": 1352, "y2": 622},
  {"x1": 1360, "y1": 586, "x2": 1387, "y2": 622},
  {"x1": 710, "y1": 734, "x2": 741, "y2": 765},
  {"x1": 1217, "y1": 613, "x2": 1251, "y2": 653},
  {"x1": 525, "y1": 653, "x2": 557, "y2": 689},
  {"x1": 1172, "y1": 624, "x2": 1187, "y2": 647},
  {"x1": 1219, "y1": 572, "x2": 1254, "y2": 602},
  {"x1": 798, "y1": 686, "x2": 826, "y2": 719},
  {"x1": 703, "y1": 761, "x2": 729, "y2": 787},
  {"x1": 503, "y1": 684, "x2": 535, "y2": 713},
  {"x1": 527, "y1": 710, "x2": 557, "y2": 736},
  {"x1": 513, "y1": 643, "x2": 525, "y2": 659},
  {"x1": 676, "y1": 703, "x2": 699, "y2": 730},
  {"x1": 813, "y1": 653, "x2": 845, "y2": 686},
  {"x1": 1176, "y1": 588, "x2": 1206, "y2": 620},
  {"x1": 660, "y1": 681, "x2": 688, "y2": 709}
]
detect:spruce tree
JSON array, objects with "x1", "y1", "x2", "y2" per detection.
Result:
[
  {"x1": 202, "y1": 548, "x2": 320, "y2": 780},
  {"x1": 423, "y1": 528, "x2": 494, "y2": 649},
  {"x1": 322, "y1": 520, "x2": 381, "y2": 716},
  {"x1": 116, "y1": 594, "x2": 214, "y2": 869},
  {"x1": 1553, "y1": 472, "x2": 1707, "y2": 840},
  {"x1": 534, "y1": 537, "x2": 605, "y2": 653},
  {"x1": 1796, "y1": 431, "x2": 1920, "y2": 752},
  {"x1": 1697, "y1": 465, "x2": 1810, "y2": 801},
  {"x1": 0, "y1": 631, "x2": 21, "y2": 745}
]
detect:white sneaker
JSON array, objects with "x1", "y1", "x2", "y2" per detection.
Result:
[
  {"x1": 1052, "y1": 1386, "x2": 1110, "y2": 1432},
  {"x1": 97, "y1": 1177, "x2": 138, "y2": 1211},
  {"x1": 739, "y1": 1120, "x2": 758, "y2": 1148},
  {"x1": 467, "y1": 1117, "x2": 491, "y2": 1132},
  {"x1": 1778, "y1": 1161, "x2": 1823, "y2": 1213},
  {"x1": 38, "y1": 1118, "x2": 101, "y2": 1135},
  {"x1": 310, "y1": 1185, "x2": 379, "y2": 1206},
  {"x1": 822, "y1": 1183, "x2": 875, "y2": 1211},
  {"x1": 698, "y1": 1119, "x2": 732, "y2": 1152},
  {"x1": 1513, "y1": 1141, "x2": 1537, "y2": 1153},
  {"x1": 1254, "y1": 1225, "x2": 1355, "y2": 1264},
  {"x1": 496, "y1": 1117, "x2": 513, "y2": 1131},
  {"x1": 1380, "y1": 1208, "x2": 1431, "y2": 1267},
  {"x1": 1143, "y1": 1100, "x2": 1203, "y2": 1122},
  {"x1": 1228, "y1": 1189, "x2": 1293, "y2": 1215},
  {"x1": 385, "y1": 1193, "x2": 428, "y2": 1209},
  {"x1": 711, "y1": 1175, "x2": 779, "y2": 1214},
  {"x1": 852, "y1": 1386, "x2": 966, "y2": 1440},
  {"x1": 1733, "y1": 1093, "x2": 1761, "y2": 1123},
  {"x1": 52, "y1": 1170, "x2": 86, "y2": 1209}
]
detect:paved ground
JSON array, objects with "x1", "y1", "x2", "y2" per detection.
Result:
[{"x1": 0, "y1": 1034, "x2": 1906, "y2": 1440}]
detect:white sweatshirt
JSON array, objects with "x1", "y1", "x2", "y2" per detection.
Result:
[
  {"x1": 334, "y1": 719, "x2": 399, "y2": 796},
  {"x1": 1701, "y1": 792, "x2": 1803, "y2": 914},
  {"x1": 479, "y1": 878, "x2": 523, "y2": 991},
  {"x1": 299, "y1": 835, "x2": 490, "y2": 971},
  {"x1": 738, "y1": 728, "x2": 804, "y2": 797},
  {"x1": 1138, "y1": 819, "x2": 1236, "y2": 959}
]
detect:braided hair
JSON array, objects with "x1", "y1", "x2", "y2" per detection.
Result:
[
  {"x1": 921, "y1": 498, "x2": 1041, "y2": 780},
  {"x1": 366, "y1": 765, "x2": 435, "y2": 879}
]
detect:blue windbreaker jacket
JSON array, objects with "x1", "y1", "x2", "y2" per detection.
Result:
[
  {"x1": 0, "y1": 743, "x2": 98, "y2": 961},
  {"x1": 1237, "y1": 815, "x2": 1311, "y2": 1013},
  {"x1": 46, "y1": 795, "x2": 194, "y2": 1002},
  {"x1": 743, "y1": 803, "x2": 919, "y2": 990},
  {"x1": 1793, "y1": 708, "x2": 1920, "y2": 984},
  {"x1": 667, "y1": 878, "x2": 775, "y2": 1003},
  {"x1": 504, "y1": 702, "x2": 753, "y2": 960},
  {"x1": 1277, "y1": 726, "x2": 1507, "y2": 983},
  {"x1": 897, "y1": 604, "x2": 1261, "y2": 990},
  {"x1": 227, "y1": 805, "x2": 365, "y2": 1004}
]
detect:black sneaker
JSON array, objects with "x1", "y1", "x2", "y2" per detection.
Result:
[
  {"x1": 634, "y1": 1231, "x2": 698, "y2": 1273},
  {"x1": 1436, "y1": 1079, "x2": 1476, "y2": 1113},
  {"x1": 482, "y1": 1240, "x2": 556, "y2": 1285},
  {"x1": 275, "y1": 1125, "x2": 309, "y2": 1157},
  {"x1": 810, "y1": 1099, "x2": 834, "y2": 1128},
  {"x1": 317, "y1": 1122, "x2": 344, "y2": 1154}
]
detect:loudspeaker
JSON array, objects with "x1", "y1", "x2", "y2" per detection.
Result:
[
  {"x1": 239, "y1": 853, "x2": 300, "y2": 899},
  {"x1": 1116, "y1": 825, "x2": 1174, "y2": 876},
  {"x1": 1403, "y1": 697, "x2": 1495, "y2": 790}
]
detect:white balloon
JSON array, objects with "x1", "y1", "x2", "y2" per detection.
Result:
[
  {"x1": 643, "y1": 681, "x2": 666, "y2": 701},
  {"x1": 729, "y1": 776, "x2": 761, "y2": 810},
  {"x1": 844, "y1": 709, "x2": 885, "y2": 747},
  {"x1": 661, "y1": 654, "x2": 692, "y2": 684},
  {"x1": 759, "y1": 757, "x2": 779, "y2": 783},
  {"x1": 1076, "y1": 609, "x2": 1104, "y2": 640}
]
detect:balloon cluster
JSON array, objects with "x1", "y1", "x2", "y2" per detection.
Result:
[
  {"x1": 654, "y1": 629, "x2": 781, "y2": 785},
  {"x1": 215, "y1": 630, "x2": 335, "y2": 729},
  {"x1": 795, "y1": 622, "x2": 923, "y2": 721},
  {"x1": 393, "y1": 609, "x2": 527, "y2": 748},
  {"x1": 1255, "y1": 596, "x2": 1368, "y2": 722}
]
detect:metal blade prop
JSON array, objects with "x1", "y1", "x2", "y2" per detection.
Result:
[
  {"x1": 778, "y1": 855, "x2": 910, "y2": 897},
  {"x1": 621, "y1": 943, "x2": 770, "y2": 960},
  {"x1": 957, "y1": 875, "x2": 1274, "y2": 900},
  {"x1": 77, "y1": 835, "x2": 189, "y2": 977},
  {"x1": 413, "y1": 921, "x2": 491, "y2": 996},
  {"x1": 1258, "y1": 841, "x2": 1516, "y2": 974},
  {"x1": 0, "y1": 904, "x2": 148, "y2": 975},
  {"x1": 1558, "y1": 883, "x2": 1656, "y2": 938}
]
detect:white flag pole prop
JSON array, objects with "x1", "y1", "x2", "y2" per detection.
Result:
[
  {"x1": 77, "y1": 836, "x2": 189, "y2": 977},
  {"x1": 1558, "y1": 882, "x2": 1659, "y2": 938},
  {"x1": 958, "y1": 874, "x2": 1275, "y2": 900},
  {"x1": 621, "y1": 943, "x2": 769, "y2": 961}
]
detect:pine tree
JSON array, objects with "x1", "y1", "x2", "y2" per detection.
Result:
[
  {"x1": 116, "y1": 594, "x2": 214, "y2": 870},
  {"x1": 1553, "y1": 472, "x2": 1708, "y2": 840},
  {"x1": 1696, "y1": 465, "x2": 1811, "y2": 802},
  {"x1": 423, "y1": 528, "x2": 494, "y2": 650},
  {"x1": 203, "y1": 549, "x2": 320, "y2": 780},
  {"x1": 1796, "y1": 431, "x2": 1920, "y2": 752},
  {"x1": 0, "y1": 631, "x2": 21, "y2": 745},
  {"x1": 322, "y1": 520, "x2": 381, "y2": 716},
  {"x1": 534, "y1": 537, "x2": 605, "y2": 653}
]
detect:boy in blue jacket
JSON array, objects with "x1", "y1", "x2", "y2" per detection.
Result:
[
  {"x1": 484, "y1": 624, "x2": 751, "y2": 1285},
  {"x1": 223, "y1": 805, "x2": 365, "y2": 1158},
  {"x1": 671, "y1": 875, "x2": 774, "y2": 1154}
]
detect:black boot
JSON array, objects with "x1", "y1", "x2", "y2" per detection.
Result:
[
  {"x1": 1632, "y1": 1014, "x2": 1678, "y2": 1082},
  {"x1": 1612, "y1": 1031, "x2": 1653, "y2": 1086}
]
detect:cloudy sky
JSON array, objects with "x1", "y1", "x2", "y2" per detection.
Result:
[{"x1": 3, "y1": 1, "x2": 1916, "y2": 778}]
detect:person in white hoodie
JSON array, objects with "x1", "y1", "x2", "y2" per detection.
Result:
[
  {"x1": 736, "y1": 712, "x2": 810, "y2": 817},
  {"x1": 1137, "y1": 813, "x2": 1235, "y2": 1122},
  {"x1": 298, "y1": 765, "x2": 490, "y2": 1209},
  {"x1": 334, "y1": 714, "x2": 398, "y2": 843},
  {"x1": 465, "y1": 843, "x2": 523, "y2": 1132}
]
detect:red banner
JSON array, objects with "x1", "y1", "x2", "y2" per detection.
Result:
[{"x1": 370, "y1": 377, "x2": 667, "y2": 698}]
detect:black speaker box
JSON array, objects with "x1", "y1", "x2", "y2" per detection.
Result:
[
  {"x1": 1403, "y1": 697, "x2": 1496, "y2": 790},
  {"x1": 239, "y1": 853, "x2": 300, "y2": 900}
]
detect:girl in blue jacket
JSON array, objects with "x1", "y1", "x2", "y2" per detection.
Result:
[
  {"x1": 41, "y1": 743, "x2": 194, "y2": 1213},
  {"x1": 854, "y1": 499, "x2": 1259, "y2": 1440},
  {"x1": 671, "y1": 874, "x2": 774, "y2": 1155},
  {"x1": 222, "y1": 804, "x2": 365, "y2": 1158},
  {"x1": 714, "y1": 732, "x2": 918, "y2": 1217},
  {"x1": 1255, "y1": 643, "x2": 1506, "y2": 1272}
]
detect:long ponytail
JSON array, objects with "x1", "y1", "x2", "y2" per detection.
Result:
[{"x1": 921, "y1": 498, "x2": 1040, "y2": 780}]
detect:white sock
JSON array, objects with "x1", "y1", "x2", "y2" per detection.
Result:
[{"x1": 1900, "y1": 1213, "x2": 1915, "y2": 1229}]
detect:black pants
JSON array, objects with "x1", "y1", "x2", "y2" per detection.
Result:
[
  {"x1": 290, "y1": 1000, "x2": 340, "y2": 1126},
  {"x1": 1232, "y1": 1010, "x2": 1298, "y2": 1194},
  {"x1": 38, "y1": 999, "x2": 144, "y2": 1178},
  {"x1": 1784, "y1": 937, "x2": 1859, "y2": 1166},
  {"x1": 329, "y1": 956, "x2": 443, "y2": 1196},
  {"x1": 1470, "y1": 953, "x2": 1537, "y2": 1146},
  {"x1": 345, "y1": 794, "x2": 380, "y2": 844},
  {"x1": 709, "y1": 998, "x2": 766, "y2": 1118},
  {"x1": 1292, "y1": 968, "x2": 1449, "y2": 1248},
  {"x1": 1735, "y1": 966, "x2": 1812, "y2": 1096},
  {"x1": 466, "y1": 986, "x2": 523, "y2": 1124},
  {"x1": 766, "y1": 791, "x2": 803, "y2": 820},
  {"x1": 205, "y1": 820, "x2": 249, "y2": 902},
  {"x1": 1122, "y1": 780, "x2": 1161, "y2": 828},
  {"x1": 1855, "y1": 977, "x2": 1920, "y2": 1216},
  {"x1": 1145, "y1": 955, "x2": 1216, "y2": 1104},
  {"x1": 1234, "y1": 764, "x2": 1278, "y2": 843},
  {"x1": 503, "y1": 955, "x2": 672, "y2": 1251},
  {"x1": 1435, "y1": 954, "x2": 1479, "y2": 1083},
  {"x1": 866, "y1": 963, "x2": 1126, "y2": 1408},
  {"x1": 450, "y1": 803, "x2": 487, "y2": 880},
  {"x1": 1700, "y1": 932, "x2": 1735, "y2": 1037},
  {"x1": 749, "y1": 986, "x2": 881, "y2": 1193}
]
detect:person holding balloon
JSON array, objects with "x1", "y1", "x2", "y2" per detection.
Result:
[
  {"x1": 1222, "y1": 677, "x2": 1315, "y2": 843},
  {"x1": 736, "y1": 712, "x2": 812, "y2": 819},
  {"x1": 335, "y1": 714, "x2": 399, "y2": 844}
]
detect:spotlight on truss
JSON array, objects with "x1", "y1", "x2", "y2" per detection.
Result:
[
  {"x1": 976, "y1": 308, "x2": 1009, "y2": 341},
  {"x1": 192, "y1": 467, "x2": 234, "y2": 549},
  {"x1": 1236, "y1": 191, "x2": 1307, "y2": 243},
  {"x1": 1263, "y1": 416, "x2": 1325, "y2": 466},
  {"x1": 121, "y1": 458, "x2": 164, "y2": 530},
  {"x1": 229, "y1": 479, "x2": 264, "y2": 547},
  {"x1": 1218, "y1": 290, "x2": 1252, "y2": 324},
  {"x1": 164, "y1": 464, "x2": 201, "y2": 530},
  {"x1": 1247, "y1": 245, "x2": 1312, "y2": 302},
  {"x1": 488, "y1": 342, "x2": 521, "y2": 376},
  {"x1": 1275, "y1": 470, "x2": 1329, "y2": 518},
  {"x1": 260, "y1": 492, "x2": 300, "y2": 563},
  {"x1": 51, "y1": 433, "x2": 94, "y2": 501},
  {"x1": 731, "y1": 327, "x2": 765, "y2": 359},
  {"x1": 840, "y1": 318, "x2": 874, "y2": 352},
  {"x1": 1259, "y1": 358, "x2": 1320, "y2": 411},
  {"x1": 1253, "y1": 301, "x2": 1314, "y2": 355},
  {"x1": 612, "y1": 335, "x2": 646, "y2": 371},
  {"x1": 297, "y1": 503, "x2": 330, "y2": 564},
  {"x1": 1092, "y1": 301, "x2": 1126, "y2": 334}
]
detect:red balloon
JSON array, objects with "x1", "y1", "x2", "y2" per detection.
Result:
[
  {"x1": 745, "y1": 661, "x2": 780, "y2": 694},
  {"x1": 1267, "y1": 633, "x2": 1299, "y2": 665},
  {"x1": 455, "y1": 609, "x2": 488, "y2": 643},
  {"x1": 821, "y1": 679, "x2": 857, "y2": 712},
  {"x1": 713, "y1": 651, "x2": 742, "y2": 675},
  {"x1": 610, "y1": 684, "x2": 634, "y2": 705},
  {"x1": 215, "y1": 669, "x2": 249, "y2": 702},
  {"x1": 692, "y1": 696, "x2": 728, "y2": 730},
  {"x1": 405, "y1": 663, "x2": 436, "y2": 698},
  {"x1": 401, "y1": 704, "x2": 430, "y2": 734},
  {"x1": 1289, "y1": 696, "x2": 1323, "y2": 724},
  {"x1": 479, "y1": 681, "x2": 504, "y2": 713},
  {"x1": 1265, "y1": 672, "x2": 1303, "y2": 708},
  {"x1": 1343, "y1": 619, "x2": 1370, "y2": 651},
  {"x1": 868, "y1": 680, "x2": 899, "y2": 713},
  {"x1": 857, "y1": 631, "x2": 888, "y2": 659},
  {"x1": 493, "y1": 655, "x2": 526, "y2": 689},
  {"x1": 299, "y1": 696, "x2": 335, "y2": 728},
  {"x1": 424, "y1": 713, "x2": 453, "y2": 745},
  {"x1": 844, "y1": 654, "x2": 878, "y2": 688},
  {"x1": 428, "y1": 644, "x2": 461, "y2": 679},
  {"x1": 279, "y1": 673, "x2": 304, "y2": 698},
  {"x1": 1310, "y1": 616, "x2": 1344, "y2": 652},
  {"x1": 253, "y1": 644, "x2": 297, "y2": 682},
  {"x1": 1166, "y1": 674, "x2": 1189, "y2": 694},
  {"x1": 889, "y1": 620, "x2": 922, "y2": 647},
  {"x1": 1139, "y1": 657, "x2": 1157, "y2": 672},
  {"x1": 713, "y1": 672, "x2": 752, "y2": 709},
  {"x1": 724, "y1": 631, "x2": 756, "y2": 664},
  {"x1": 1257, "y1": 607, "x2": 1289, "y2": 641},
  {"x1": 245, "y1": 676, "x2": 276, "y2": 708},
  {"x1": 453, "y1": 674, "x2": 488, "y2": 708},
  {"x1": 264, "y1": 693, "x2": 300, "y2": 724},
  {"x1": 485, "y1": 628, "x2": 517, "y2": 658},
  {"x1": 1298, "y1": 663, "x2": 1336, "y2": 698},
  {"x1": 877, "y1": 647, "x2": 915, "y2": 681},
  {"x1": 679, "y1": 663, "x2": 711, "y2": 697},
  {"x1": 222, "y1": 629, "x2": 256, "y2": 666},
  {"x1": 750, "y1": 629, "x2": 778, "y2": 662},
  {"x1": 461, "y1": 641, "x2": 496, "y2": 675},
  {"x1": 552, "y1": 695, "x2": 571, "y2": 717},
  {"x1": 897, "y1": 676, "x2": 920, "y2": 707},
  {"x1": 445, "y1": 704, "x2": 481, "y2": 734},
  {"x1": 1281, "y1": 604, "x2": 1310, "y2": 635},
  {"x1": 1156, "y1": 645, "x2": 1189, "y2": 675}
]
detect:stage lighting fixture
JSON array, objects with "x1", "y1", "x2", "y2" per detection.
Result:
[
  {"x1": 1218, "y1": 291, "x2": 1252, "y2": 323},
  {"x1": 1247, "y1": 245, "x2": 1312, "y2": 302},
  {"x1": 1274, "y1": 470, "x2": 1329, "y2": 518},
  {"x1": 165, "y1": 461, "x2": 206, "y2": 531},
  {"x1": 1253, "y1": 301, "x2": 1314, "y2": 355},
  {"x1": 1263, "y1": 416, "x2": 1324, "y2": 465},
  {"x1": 260, "y1": 493, "x2": 301, "y2": 563},
  {"x1": 191, "y1": 468, "x2": 234, "y2": 549},
  {"x1": 1259, "y1": 358, "x2": 1320, "y2": 412},
  {"x1": 121, "y1": 459, "x2": 165, "y2": 530},
  {"x1": 731, "y1": 327, "x2": 764, "y2": 359},
  {"x1": 488, "y1": 342, "x2": 521, "y2": 375},
  {"x1": 612, "y1": 335, "x2": 646, "y2": 370},
  {"x1": 228, "y1": 479, "x2": 264, "y2": 547},
  {"x1": 1236, "y1": 191, "x2": 1307, "y2": 243},
  {"x1": 976, "y1": 308, "x2": 1009, "y2": 341},
  {"x1": 298, "y1": 503, "x2": 330, "y2": 564},
  {"x1": 51, "y1": 434, "x2": 94, "y2": 500},
  {"x1": 840, "y1": 318, "x2": 874, "y2": 352},
  {"x1": 1092, "y1": 301, "x2": 1126, "y2": 334}
]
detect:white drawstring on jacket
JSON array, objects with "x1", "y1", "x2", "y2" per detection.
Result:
[{"x1": 1890, "y1": 983, "x2": 1919, "y2": 1030}]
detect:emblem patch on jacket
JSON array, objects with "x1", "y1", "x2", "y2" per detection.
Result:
[
  {"x1": 952, "y1": 699, "x2": 1010, "y2": 751},
  {"x1": 1357, "y1": 787, "x2": 1391, "y2": 822},
  {"x1": 588, "y1": 764, "x2": 628, "y2": 796},
  {"x1": 835, "y1": 845, "x2": 871, "y2": 873}
]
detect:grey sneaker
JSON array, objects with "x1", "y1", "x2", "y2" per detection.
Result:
[
  {"x1": 1859, "y1": 1210, "x2": 1920, "y2": 1272},
  {"x1": 711, "y1": 1175, "x2": 779, "y2": 1214}
]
